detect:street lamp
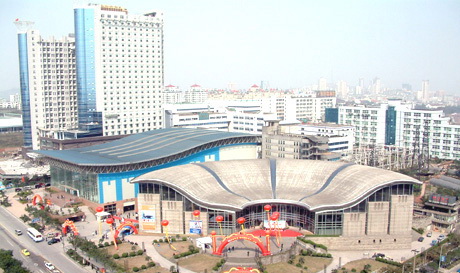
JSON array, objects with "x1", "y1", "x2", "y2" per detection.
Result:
[
  {"x1": 438, "y1": 243, "x2": 449, "y2": 273},
  {"x1": 412, "y1": 249, "x2": 419, "y2": 273}
]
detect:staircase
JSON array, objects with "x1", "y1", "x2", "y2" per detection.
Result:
[{"x1": 221, "y1": 257, "x2": 259, "y2": 271}]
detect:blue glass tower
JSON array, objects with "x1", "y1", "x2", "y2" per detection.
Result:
[
  {"x1": 15, "y1": 21, "x2": 34, "y2": 147},
  {"x1": 74, "y1": 7, "x2": 102, "y2": 134}
]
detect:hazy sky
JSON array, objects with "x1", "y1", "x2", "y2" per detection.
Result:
[{"x1": 1, "y1": 0, "x2": 459, "y2": 96}]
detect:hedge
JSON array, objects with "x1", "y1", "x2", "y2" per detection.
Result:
[
  {"x1": 376, "y1": 257, "x2": 402, "y2": 267},
  {"x1": 297, "y1": 237, "x2": 328, "y2": 251}
]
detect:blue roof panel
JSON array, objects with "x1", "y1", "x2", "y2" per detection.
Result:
[{"x1": 35, "y1": 128, "x2": 256, "y2": 166}]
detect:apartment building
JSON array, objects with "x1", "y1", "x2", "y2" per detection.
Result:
[
  {"x1": 328, "y1": 100, "x2": 460, "y2": 160},
  {"x1": 299, "y1": 123, "x2": 354, "y2": 156},
  {"x1": 14, "y1": 21, "x2": 78, "y2": 149}
]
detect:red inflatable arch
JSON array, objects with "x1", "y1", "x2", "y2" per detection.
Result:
[
  {"x1": 32, "y1": 194, "x2": 43, "y2": 206},
  {"x1": 214, "y1": 233, "x2": 271, "y2": 256},
  {"x1": 114, "y1": 221, "x2": 138, "y2": 238},
  {"x1": 62, "y1": 219, "x2": 79, "y2": 236},
  {"x1": 224, "y1": 268, "x2": 261, "y2": 273}
]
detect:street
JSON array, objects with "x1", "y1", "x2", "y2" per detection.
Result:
[{"x1": 0, "y1": 206, "x2": 88, "y2": 273}]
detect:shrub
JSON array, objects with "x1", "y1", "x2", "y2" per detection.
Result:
[
  {"x1": 171, "y1": 238, "x2": 176, "y2": 242},
  {"x1": 213, "y1": 266, "x2": 219, "y2": 271},
  {"x1": 288, "y1": 260, "x2": 294, "y2": 264},
  {"x1": 110, "y1": 241, "x2": 114, "y2": 245},
  {"x1": 182, "y1": 237, "x2": 187, "y2": 241},
  {"x1": 113, "y1": 254, "x2": 120, "y2": 259},
  {"x1": 153, "y1": 239, "x2": 158, "y2": 244},
  {"x1": 159, "y1": 239, "x2": 163, "y2": 243},
  {"x1": 98, "y1": 243, "x2": 104, "y2": 248},
  {"x1": 137, "y1": 249, "x2": 144, "y2": 255},
  {"x1": 133, "y1": 267, "x2": 139, "y2": 272},
  {"x1": 141, "y1": 265, "x2": 147, "y2": 270},
  {"x1": 148, "y1": 262, "x2": 156, "y2": 267},
  {"x1": 129, "y1": 251, "x2": 136, "y2": 257},
  {"x1": 104, "y1": 242, "x2": 109, "y2": 247},
  {"x1": 296, "y1": 263, "x2": 302, "y2": 267},
  {"x1": 174, "y1": 254, "x2": 180, "y2": 259},
  {"x1": 122, "y1": 252, "x2": 129, "y2": 258},
  {"x1": 351, "y1": 269, "x2": 356, "y2": 272}
]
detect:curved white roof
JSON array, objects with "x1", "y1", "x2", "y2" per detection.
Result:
[{"x1": 131, "y1": 159, "x2": 421, "y2": 212}]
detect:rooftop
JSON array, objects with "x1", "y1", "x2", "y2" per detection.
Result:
[
  {"x1": 35, "y1": 128, "x2": 257, "y2": 167},
  {"x1": 132, "y1": 158, "x2": 421, "y2": 212}
]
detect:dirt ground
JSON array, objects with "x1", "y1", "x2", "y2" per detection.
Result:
[
  {"x1": 340, "y1": 258, "x2": 398, "y2": 272},
  {"x1": 176, "y1": 254, "x2": 222, "y2": 273},
  {"x1": 104, "y1": 242, "x2": 169, "y2": 273},
  {"x1": 265, "y1": 256, "x2": 332, "y2": 273},
  {"x1": 154, "y1": 241, "x2": 195, "y2": 260}
]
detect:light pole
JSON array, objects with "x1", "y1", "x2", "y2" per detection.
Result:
[
  {"x1": 438, "y1": 243, "x2": 449, "y2": 273},
  {"x1": 412, "y1": 249, "x2": 419, "y2": 273}
]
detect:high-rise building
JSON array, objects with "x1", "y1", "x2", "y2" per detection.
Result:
[
  {"x1": 422, "y1": 80, "x2": 430, "y2": 102},
  {"x1": 14, "y1": 21, "x2": 78, "y2": 149},
  {"x1": 318, "y1": 77, "x2": 328, "y2": 91},
  {"x1": 74, "y1": 4, "x2": 164, "y2": 136},
  {"x1": 15, "y1": 4, "x2": 165, "y2": 149}
]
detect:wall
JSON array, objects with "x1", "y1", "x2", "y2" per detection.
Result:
[
  {"x1": 342, "y1": 212, "x2": 366, "y2": 236},
  {"x1": 367, "y1": 201, "x2": 390, "y2": 235},
  {"x1": 389, "y1": 195, "x2": 413, "y2": 235}
]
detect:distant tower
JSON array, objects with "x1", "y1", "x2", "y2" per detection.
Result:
[
  {"x1": 336, "y1": 81, "x2": 349, "y2": 99},
  {"x1": 318, "y1": 77, "x2": 328, "y2": 90},
  {"x1": 422, "y1": 80, "x2": 429, "y2": 102},
  {"x1": 372, "y1": 77, "x2": 381, "y2": 94}
]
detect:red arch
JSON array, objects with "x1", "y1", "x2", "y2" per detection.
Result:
[
  {"x1": 114, "y1": 221, "x2": 138, "y2": 238},
  {"x1": 214, "y1": 233, "x2": 270, "y2": 256},
  {"x1": 32, "y1": 194, "x2": 43, "y2": 206},
  {"x1": 62, "y1": 219, "x2": 79, "y2": 236}
]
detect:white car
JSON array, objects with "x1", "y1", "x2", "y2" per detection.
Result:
[{"x1": 44, "y1": 262, "x2": 55, "y2": 270}]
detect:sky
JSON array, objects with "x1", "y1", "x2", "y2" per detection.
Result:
[{"x1": 0, "y1": 0, "x2": 459, "y2": 97}]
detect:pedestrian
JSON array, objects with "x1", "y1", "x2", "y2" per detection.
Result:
[
  {"x1": 228, "y1": 247, "x2": 231, "y2": 253},
  {"x1": 247, "y1": 251, "x2": 250, "y2": 256},
  {"x1": 232, "y1": 246, "x2": 234, "y2": 251}
]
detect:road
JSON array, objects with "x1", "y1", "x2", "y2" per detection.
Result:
[{"x1": 0, "y1": 206, "x2": 88, "y2": 273}]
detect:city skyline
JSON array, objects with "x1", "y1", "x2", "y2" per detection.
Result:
[{"x1": 1, "y1": 0, "x2": 460, "y2": 97}]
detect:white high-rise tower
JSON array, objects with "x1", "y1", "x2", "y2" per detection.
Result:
[{"x1": 74, "y1": 4, "x2": 164, "y2": 136}]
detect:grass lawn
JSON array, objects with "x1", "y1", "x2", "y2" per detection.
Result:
[
  {"x1": 0, "y1": 132, "x2": 22, "y2": 148},
  {"x1": 155, "y1": 241, "x2": 195, "y2": 260},
  {"x1": 265, "y1": 256, "x2": 332, "y2": 273},
  {"x1": 339, "y1": 258, "x2": 398, "y2": 272},
  {"x1": 104, "y1": 242, "x2": 169, "y2": 273},
  {"x1": 177, "y1": 254, "x2": 222, "y2": 273}
]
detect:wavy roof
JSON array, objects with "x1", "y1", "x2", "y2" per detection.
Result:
[
  {"x1": 132, "y1": 159, "x2": 421, "y2": 212},
  {"x1": 35, "y1": 128, "x2": 256, "y2": 166}
]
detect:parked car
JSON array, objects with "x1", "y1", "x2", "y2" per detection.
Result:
[
  {"x1": 15, "y1": 229, "x2": 22, "y2": 236},
  {"x1": 438, "y1": 234, "x2": 446, "y2": 241},
  {"x1": 426, "y1": 232, "x2": 432, "y2": 237},
  {"x1": 418, "y1": 236, "x2": 424, "y2": 242},
  {"x1": 431, "y1": 240, "x2": 438, "y2": 246},
  {"x1": 15, "y1": 188, "x2": 22, "y2": 192},
  {"x1": 45, "y1": 183, "x2": 51, "y2": 187},
  {"x1": 44, "y1": 261, "x2": 55, "y2": 270},
  {"x1": 21, "y1": 249, "x2": 30, "y2": 256},
  {"x1": 48, "y1": 238, "x2": 61, "y2": 245},
  {"x1": 372, "y1": 253, "x2": 385, "y2": 258}
]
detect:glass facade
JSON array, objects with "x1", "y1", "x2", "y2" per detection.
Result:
[
  {"x1": 50, "y1": 166, "x2": 99, "y2": 202},
  {"x1": 17, "y1": 33, "x2": 32, "y2": 147},
  {"x1": 74, "y1": 8, "x2": 102, "y2": 130},
  {"x1": 385, "y1": 106, "x2": 396, "y2": 145}
]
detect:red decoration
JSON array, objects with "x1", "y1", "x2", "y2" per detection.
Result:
[
  {"x1": 161, "y1": 220, "x2": 169, "y2": 227},
  {"x1": 210, "y1": 230, "x2": 217, "y2": 236},
  {"x1": 273, "y1": 211, "x2": 280, "y2": 216},
  {"x1": 106, "y1": 218, "x2": 114, "y2": 224},
  {"x1": 265, "y1": 230, "x2": 271, "y2": 236},
  {"x1": 237, "y1": 217, "x2": 246, "y2": 225},
  {"x1": 193, "y1": 210, "x2": 200, "y2": 217},
  {"x1": 270, "y1": 214, "x2": 278, "y2": 221},
  {"x1": 96, "y1": 207, "x2": 103, "y2": 213},
  {"x1": 216, "y1": 215, "x2": 224, "y2": 223},
  {"x1": 263, "y1": 204, "x2": 272, "y2": 211}
]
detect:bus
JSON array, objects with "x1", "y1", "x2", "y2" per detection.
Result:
[{"x1": 26, "y1": 228, "x2": 43, "y2": 242}]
